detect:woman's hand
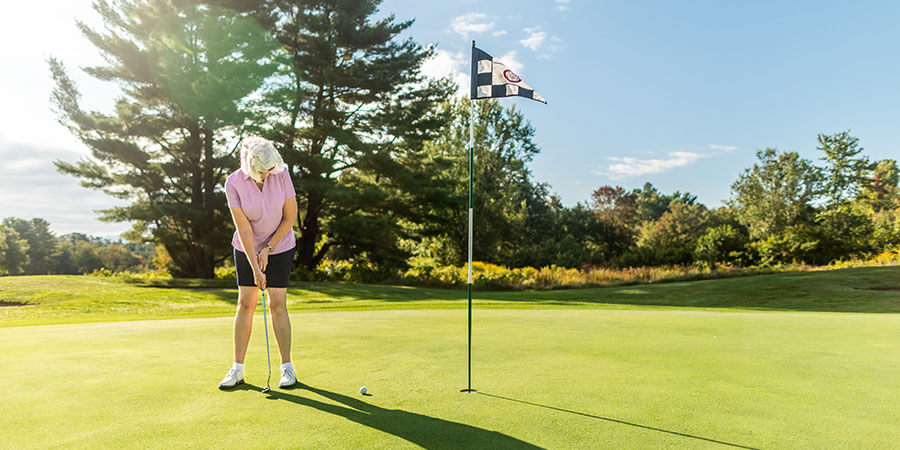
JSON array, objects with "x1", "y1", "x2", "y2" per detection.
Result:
[
  {"x1": 258, "y1": 248, "x2": 270, "y2": 272},
  {"x1": 253, "y1": 268, "x2": 267, "y2": 290}
]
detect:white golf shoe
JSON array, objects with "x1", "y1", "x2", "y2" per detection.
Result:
[
  {"x1": 279, "y1": 366, "x2": 297, "y2": 388},
  {"x1": 218, "y1": 367, "x2": 244, "y2": 390}
]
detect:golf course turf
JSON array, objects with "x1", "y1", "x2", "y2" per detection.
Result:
[{"x1": 1, "y1": 266, "x2": 898, "y2": 448}]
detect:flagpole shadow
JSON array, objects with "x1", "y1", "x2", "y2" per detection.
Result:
[
  {"x1": 477, "y1": 392, "x2": 759, "y2": 449},
  {"x1": 233, "y1": 383, "x2": 541, "y2": 449}
]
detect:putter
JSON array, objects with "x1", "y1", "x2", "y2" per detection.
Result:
[{"x1": 261, "y1": 288, "x2": 272, "y2": 393}]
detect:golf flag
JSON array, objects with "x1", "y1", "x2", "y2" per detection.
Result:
[
  {"x1": 462, "y1": 42, "x2": 547, "y2": 394},
  {"x1": 470, "y1": 43, "x2": 547, "y2": 104}
]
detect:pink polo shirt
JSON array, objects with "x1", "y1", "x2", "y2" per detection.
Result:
[{"x1": 225, "y1": 168, "x2": 297, "y2": 254}]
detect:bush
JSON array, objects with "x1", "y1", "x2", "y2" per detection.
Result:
[
  {"x1": 87, "y1": 268, "x2": 172, "y2": 280},
  {"x1": 633, "y1": 201, "x2": 707, "y2": 266},
  {"x1": 214, "y1": 265, "x2": 236, "y2": 280},
  {"x1": 814, "y1": 200, "x2": 876, "y2": 262},
  {"x1": 398, "y1": 260, "x2": 769, "y2": 290},
  {"x1": 750, "y1": 225, "x2": 821, "y2": 266},
  {"x1": 694, "y1": 224, "x2": 749, "y2": 269},
  {"x1": 872, "y1": 208, "x2": 900, "y2": 252}
]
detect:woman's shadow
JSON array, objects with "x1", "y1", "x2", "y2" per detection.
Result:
[{"x1": 235, "y1": 382, "x2": 540, "y2": 449}]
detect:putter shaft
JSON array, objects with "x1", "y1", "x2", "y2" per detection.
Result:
[{"x1": 261, "y1": 288, "x2": 271, "y2": 392}]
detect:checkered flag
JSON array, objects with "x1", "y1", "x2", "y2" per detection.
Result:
[{"x1": 470, "y1": 42, "x2": 546, "y2": 104}]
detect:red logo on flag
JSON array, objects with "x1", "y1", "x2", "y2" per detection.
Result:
[{"x1": 503, "y1": 70, "x2": 521, "y2": 83}]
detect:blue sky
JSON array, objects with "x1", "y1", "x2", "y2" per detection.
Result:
[
  {"x1": 2, "y1": 0, "x2": 900, "y2": 238},
  {"x1": 383, "y1": 0, "x2": 900, "y2": 205}
]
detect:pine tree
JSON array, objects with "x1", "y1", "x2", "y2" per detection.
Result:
[
  {"x1": 244, "y1": 0, "x2": 454, "y2": 271},
  {"x1": 1, "y1": 218, "x2": 59, "y2": 275},
  {"x1": 49, "y1": 1, "x2": 278, "y2": 277},
  {"x1": 0, "y1": 224, "x2": 30, "y2": 276}
]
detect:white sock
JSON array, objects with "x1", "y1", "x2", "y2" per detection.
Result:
[
  {"x1": 232, "y1": 362, "x2": 244, "y2": 373},
  {"x1": 281, "y1": 362, "x2": 293, "y2": 371}
]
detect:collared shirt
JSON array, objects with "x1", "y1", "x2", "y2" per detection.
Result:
[{"x1": 225, "y1": 168, "x2": 297, "y2": 254}]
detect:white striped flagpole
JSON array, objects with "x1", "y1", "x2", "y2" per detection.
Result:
[{"x1": 462, "y1": 40, "x2": 477, "y2": 394}]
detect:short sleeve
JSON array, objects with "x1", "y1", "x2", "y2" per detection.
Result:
[
  {"x1": 281, "y1": 169, "x2": 296, "y2": 200},
  {"x1": 225, "y1": 179, "x2": 241, "y2": 208}
]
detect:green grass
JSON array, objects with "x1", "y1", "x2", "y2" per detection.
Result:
[
  {"x1": 2, "y1": 266, "x2": 900, "y2": 327},
  {"x1": 1, "y1": 267, "x2": 899, "y2": 447}
]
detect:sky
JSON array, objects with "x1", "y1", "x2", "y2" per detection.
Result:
[{"x1": 2, "y1": 0, "x2": 900, "y2": 239}]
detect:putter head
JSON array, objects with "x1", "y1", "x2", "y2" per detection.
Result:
[{"x1": 261, "y1": 387, "x2": 271, "y2": 393}]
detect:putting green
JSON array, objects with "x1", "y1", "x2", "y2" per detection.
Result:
[{"x1": 1, "y1": 308, "x2": 898, "y2": 448}]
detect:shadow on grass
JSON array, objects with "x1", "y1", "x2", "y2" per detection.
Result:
[
  {"x1": 230, "y1": 382, "x2": 540, "y2": 449},
  {"x1": 477, "y1": 392, "x2": 759, "y2": 449}
]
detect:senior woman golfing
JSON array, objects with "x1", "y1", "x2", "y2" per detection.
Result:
[{"x1": 219, "y1": 137, "x2": 298, "y2": 390}]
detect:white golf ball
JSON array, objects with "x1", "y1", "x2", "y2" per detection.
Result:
[{"x1": 359, "y1": 386, "x2": 367, "y2": 395}]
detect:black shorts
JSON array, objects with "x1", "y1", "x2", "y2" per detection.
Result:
[{"x1": 234, "y1": 247, "x2": 294, "y2": 288}]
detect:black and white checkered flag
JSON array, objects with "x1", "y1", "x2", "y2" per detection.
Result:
[{"x1": 470, "y1": 42, "x2": 547, "y2": 104}]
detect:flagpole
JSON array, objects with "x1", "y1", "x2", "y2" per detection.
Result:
[
  {"x1": 461, "y1": 40, "x2": 545, "y2": 395},
  {"x1": 462, "y1": 40, "x2": 476, "y2": 394}
]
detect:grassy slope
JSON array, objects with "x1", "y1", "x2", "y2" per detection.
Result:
[{"x1": 2, "y1": 266, "x2": 900, "y2": 327}]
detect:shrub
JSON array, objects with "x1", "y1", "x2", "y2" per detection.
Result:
[
  {"x1": 694, "y1": 224, "x2": 748, "y2": 269},
  {"x1": 215, "y1": 265, "x2": 236, "y2": 280},
  {"x1": 87, "y1": 268, "x2": 172, "y2": 280}
]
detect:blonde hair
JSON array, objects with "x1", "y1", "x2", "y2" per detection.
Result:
[{"x1": 240, "y1": 137, "x2": 285, "y2": 183}]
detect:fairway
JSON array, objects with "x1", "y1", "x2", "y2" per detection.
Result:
[{"x1": 2, "y1": 307, "x2": 898, "y2": 448}]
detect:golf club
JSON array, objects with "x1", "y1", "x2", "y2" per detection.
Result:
[{"x1": 261, "y1": 288, "x2": 271, "y2": 393}]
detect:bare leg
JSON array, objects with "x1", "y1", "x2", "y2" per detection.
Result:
[
  {"x1": 267, "y1": 287, "x2": 292, "y2": 364},
  {"x1": 233, "y1": 287, "x2": 259, "y2": 364}
]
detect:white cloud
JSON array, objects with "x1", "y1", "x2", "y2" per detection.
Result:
[
  {"x1": 492, "y1": 30, "x2": 508, "y2": 37},
  {"x1": 520, "y1": 27, "x2": 548, "y2": 51},
  {"x1": 0, "y1": 137, "x2": 132, "y2": 238},
  {"x1": 420, "y1": 49, "x2": 468, "y2": 96},
  {"x1": 708, "y1": 144, "x2": 738, "y2": 152},
  {"x1": 555, "y1": 0, "x2": 571, "y2": 11},
  {"x1": 601, "y1": 151, "x2": 706, "y2": 179},
  {"x1": 499, "y1": 50, "x2": 524, "y2": 74},
  {"x1": 450, "y1": 12, "x2": 495, "y2": 37},
  {"x1": 520, "y1": 27, "x2": 563, "y2": 57}
]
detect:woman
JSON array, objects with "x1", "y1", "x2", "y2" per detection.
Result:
[{"x1": 219, "y1": 137, "x2": 298, "y2": 390}]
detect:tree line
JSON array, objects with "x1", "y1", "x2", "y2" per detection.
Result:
[
  {"x1": 7, "y1": 125, "x2": 897, "y2": 278},
  {"x1": 594, "y1": 131, "x2": 899, "y2": 269},
  {"x1": 41, "y1": 0, "x2": 899, "y2": 279},
  {"x1": 0, "y1": 218, "x2": 155, "y2": 275}
]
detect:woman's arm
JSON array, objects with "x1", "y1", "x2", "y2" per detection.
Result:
[
  {"x1": 264, "y1": 197, "x2": 298, "y2": 251},
  {"x1": 230, "y1": 206, "x2": 262, "y2": 274}
]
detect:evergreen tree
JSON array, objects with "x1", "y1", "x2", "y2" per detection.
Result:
[
  {"x1": 49, "y1": 1, "x2": 278, "y2": 277},
  {"x1": 241, "y1": 0, "x2": 453, "y2": 271},
  {"x1": 1, "y1": 218, "x2": 59, "y2": 275},
  {"x1": 633, "y1": 183, "x2": 696, "y2": 224},
  {"x1": 0, "y1": 224, "x2": 30, "y2": 275}
]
